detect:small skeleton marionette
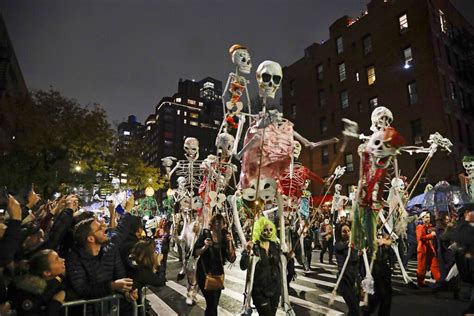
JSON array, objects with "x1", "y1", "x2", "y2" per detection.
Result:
[
  {"x1": 220, "y1": 44, "x2": 253, "y2": 156},
  {"x1": 330, "y1": 184, "x2": 349, "y2": 224},
  {"x1": 298, "y1": 179, "x2": 313, "y2": 220},
  {"x1": 461, "y1": 156, "x2": 474, "y2": 200}
]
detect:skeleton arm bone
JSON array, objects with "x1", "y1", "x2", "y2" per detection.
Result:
[
  {"x1": 294, "y1": 130, "x2": 339, "y2": 149},
  {"x1": 231, "y1": 114, "x2": 246, "y2": 156},
  {"x1": 168, "y1": 161, "x2": 182, "y2": 178},
  {"x1": 235, "y1": 133, "x2": 261, "y2": 160}
]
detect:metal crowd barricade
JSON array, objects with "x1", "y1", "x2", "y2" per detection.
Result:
[{"x1": 62, "y1": 288, "x2": 147, "y2": 316}]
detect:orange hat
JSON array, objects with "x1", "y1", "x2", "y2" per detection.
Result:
[{"x1": 229, "y1": 44, "x2": 247, "y2": 55}]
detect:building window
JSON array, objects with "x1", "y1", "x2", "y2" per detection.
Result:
[
  {"x1": 175, "y1": 97, "x2": 181, "y2": 102},
  {"x1": 355, "y1": 72, "x2": 360, "y2": 82},
  {"x1": 340, "y1": 90, "x2": 349, "y2": 109},
  {"x1": 190, "y1": 121, "x2": 198, "y2": 126},
  {"x1": 410, "y1": 119, "x2": 422, "y2": 144},
  {"x1": 369, "y1": 97, "x2": 378, "y2": 110},
  {"x1": 336, "y1": 36, "x2": 343, "y2": 54},
  {"x1": 291, "y1": 104, "x2": 297, "y2": 119},
  {"x1": 183, "y1": 119, "x2": 187, "y2": 124},
  {"x1": 123, "y1": 130, "x2": 130, "y2": 136},
  {"x1": 407, "y1": 81, "x2": 418, "y2": 105},
  {"x1": 403, "y1": 47, "x2": 413, "y2": 67},
  {"x1": 367, "y1": 66, "x2": 376, "y2": 85},
  {"x1": 316, "y1": 64, "x2": 324, "y2": 80},
  {"x1": 318, "y1": 89, "x2": 326, "y2": 107},
  {"x1": 321, "y1": 146, "x2": 329, "y2": 165},
  {"x1": 345, "y1": 154, "x2": 354, "y2": 172},
  {"x1": 190, "y1": 113, "x2": 199, "y2": 119},
  {"x1": 187, "y1": 99, "x2": 196, "y2": 105},
  {"x1": 338, "y1": 62, "x2": 346, "y2": 82},
  {"x1": 320, "y1": 116, "x2": 327, "y2": 134},
  {"x1": 362, "y1": 34, "x2": 372, "y2": 55},
  {"x1": 399, "y1": 13, "x2": 408, "y2": 32},
  {"x1": 450, "y1": 81, "x2": 456, "y2": 100},
  {"x1": 439, "y1": 10, "x2": 447, "y2": 33}
]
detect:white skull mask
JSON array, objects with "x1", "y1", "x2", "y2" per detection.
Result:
[
  {"x1": 463, "y1": 158, "x2": 474, "y2": 175},
  {"x1": 256, "y1": 60, "x2": 282, "y2": 99},
  {"x1": 335, "y1": 184, "x2": 342, "y2": 194},
  {"x1": 232, "y1": 48, "x2": 252, "y2": 74},
  {"x1": 216, "y1": 132, "x2": 235, "y2": 158},
  {"x1": 367, "y1": 130, "x2": 396, "y2": 168},
  {"x1": 370, "y1": 106, "x2": 393, "y2": 132},
  {"x1": 184, "y1": 137, "x2": 199, "y2": 161},
  {"x1": 293, "y1": 141, "x2": 302, "y2": 159},
  {"x1": 391, "y1": 178, "x2": 405, "y2": 191}
]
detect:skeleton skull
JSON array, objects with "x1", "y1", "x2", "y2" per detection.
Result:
[
  {"x1": 230, "y1": 45, "x2": 252, "y2": 74},
  {"x1": 256, "y1": 60, "x2": 282, "y2": 99},
  {"x1": 303, "y1": 179, "x2": 311, "y2": 190},
  {"x1": 177, "y1": 176, "x2": 187, "y2": 190},
  {"x1": 462, "y1": 156, "x2": 474, "y2": 175},
  {"x1": 366, "y1": 130, "x2": 395, "y2": 168},
  {"x1": 216, "y1": 132, "x2": 235, "y2": 158},
  {"x1": 391, "y1": 178, "x2": 405, "y2": 191},
  {"x1": 335, "y1": 184, "x2": 342, "y2": 194},
  {"x1": 370, "y1": 106, "x2": 393, "y2": 132},
  {"x1": 184, "y1": 137, "x2": 199, "y2": 161},
  {"x1": 293, "y1": 141, "x2": 302, "y2": 159}
]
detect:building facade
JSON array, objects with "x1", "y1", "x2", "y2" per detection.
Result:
[
  {"x1": 282, "y1": 0, "x2": 474, "y2": 195},
  {"x1": 0, "y1": 13, "x2": 28, "y2": 154},
  {"x1": 144, "y1": 77, "x2": 223, "y2": 168}
]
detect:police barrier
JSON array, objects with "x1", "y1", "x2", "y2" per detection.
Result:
[{"x1": 62, "y1": 288, "x2": 147, "y2": 316}]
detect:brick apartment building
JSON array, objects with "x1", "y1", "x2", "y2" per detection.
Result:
[{"x1": 282, "y1": 0, "x2": 474, "y2": 195}]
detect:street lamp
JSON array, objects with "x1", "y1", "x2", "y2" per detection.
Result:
[{"x1": 75, "y1": 165, "x2": 82, "y2": 172}]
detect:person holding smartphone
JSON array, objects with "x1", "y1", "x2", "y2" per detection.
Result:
[{"x1": 193, "y1": 214, "x2": 236, "y2": 316}]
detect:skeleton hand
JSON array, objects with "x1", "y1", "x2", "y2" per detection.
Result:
[{"x1": 342, "y1": 118, "x2": 359, "y2": 138}]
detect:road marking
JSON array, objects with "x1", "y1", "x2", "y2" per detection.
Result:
[{"x1": 145, "y1": 292, "x2": 178, "y2": 316}]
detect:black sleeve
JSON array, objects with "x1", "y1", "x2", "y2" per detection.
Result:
[
  {"x1": 0, "y1": 219, "x2": 22, "y2": 267},
  {"x1": 193, "y1": 230, "x2": 209, "y2": 258},
  {"x1": 37, "y1": 209, "x2": 74, "y2": 251},
  {"x1": 65, "y1": 252, "x2": 114, "y2": 299},
  {"x1": 240, "y1": 250, "x2": 249, "y2": 270},
  {"x1": 135, "y1": 267, "x2": 164, "y2": 288}
]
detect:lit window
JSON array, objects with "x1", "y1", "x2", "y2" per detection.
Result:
[
  {"x1": 147, "y1": 126, "x2": 151, "y2": 131},
  {"x1": 203, "y1": 81, "x2": 215, "y2": 89},
  {"x1": 338, "y1": 63, "x2": 346, "y2": 82},
  {"x1": 369, "y1": 97, "x2": 378, "y2": 110},
  {"x1": 345, "y1": 154, "x2": 354, "y2": 172},
  {"x1": 399, "y1": 14, "x2": 408, "y2": 32},
  {"x1": 184, "y1": 111, "x2": 188, "y2": 116},
  {"x1": 321, "y1": 146, "x2": 329, "y2": 165},
  {"x1": 316, "y1": 64, "x2": 324, "y2": 80},
  {"x1": 355, "y1": 72, "x2": 360, "y2": 82},
  {"x1": 184, "y1": 119, "x2": 187, "y2": 124},
  {"x1": 340, "y1": 90, "x2": 349, "y2": 109},
  {"x1": 362, "y1": 35, "x2": 372, "y2": 55},
  {"x1": 190, "y1": 121, "x2": 198, "y2": 126},
  {"x1": 367, "y1": 66, "x2": 376, "y2": 85},
  {"x1": 190, "y1": 113, "x2": 199, "y2": 118},
  {"x1": 439, "y1": 10, "x2": 447, "y2": 33},
  {"x1": 403, "y1": 47, "x2": 413, "y2": 67},
  {"x1": 175, "y1": 97, "x2": 181, "y2": 102},
  {"x1": 318, "y1": 89, "x2": 326, "y2": 107},
  {"x1": 177, "y1": 109, "x2": 181, "y2": 115},
  {"x1": 198, "y1": 102, "x2": 203, "y2": 106},
  {"x1": 407, "y1": 81, "x2": 418, "y2": 105},
  {"x1": 320, "y1": 117, "x2": 327, "y2": 134},
  {"x1": 123, "y1": 130, "x2": 130, "y2": 136},
  {"x1": 336, "y1": 36, "x2": 343, "y2": 54},
  {"x1": 187, "y1": 99, "x2": 196, "y2": 105}
]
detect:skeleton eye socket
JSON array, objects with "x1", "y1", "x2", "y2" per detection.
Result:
[
  {"x1": 273, "y1": 76, "x2": 282, "y2": 85},
  {"x1": 241, "y1": 58, "x2": 246, "y2": 62},
  {"x1": 262, "y1": 73, "x2": 272, "y2": 82},
  {"x1": 374, "y1": 140, "x2": 381, "y2": 146}
]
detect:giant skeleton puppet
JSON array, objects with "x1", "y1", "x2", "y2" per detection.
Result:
[
  {"x1": 331, "y1": 107, "x2": 452, "y2": 304},
  {"x1": 236, "y1": 60, "x2": 337, "y2": 316},
  {"x1": 164, "y1": 137, "x2": 205, "y2": 297},
  {"x1": 220, "y1": 44, "x2": 253, "y2": 156}
]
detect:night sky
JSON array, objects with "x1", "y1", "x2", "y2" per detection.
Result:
[{"x1": 2, "y1": 0, "x2": 474, "y2": 125}]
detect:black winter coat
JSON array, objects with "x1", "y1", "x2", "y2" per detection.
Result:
[{"x1": 0, "y1": 219, "x2": 22, "y2": 267}]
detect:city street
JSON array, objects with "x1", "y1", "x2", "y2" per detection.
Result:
[{"x1": 144, "y1": 249, "x2": 468, "y2": 315}]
